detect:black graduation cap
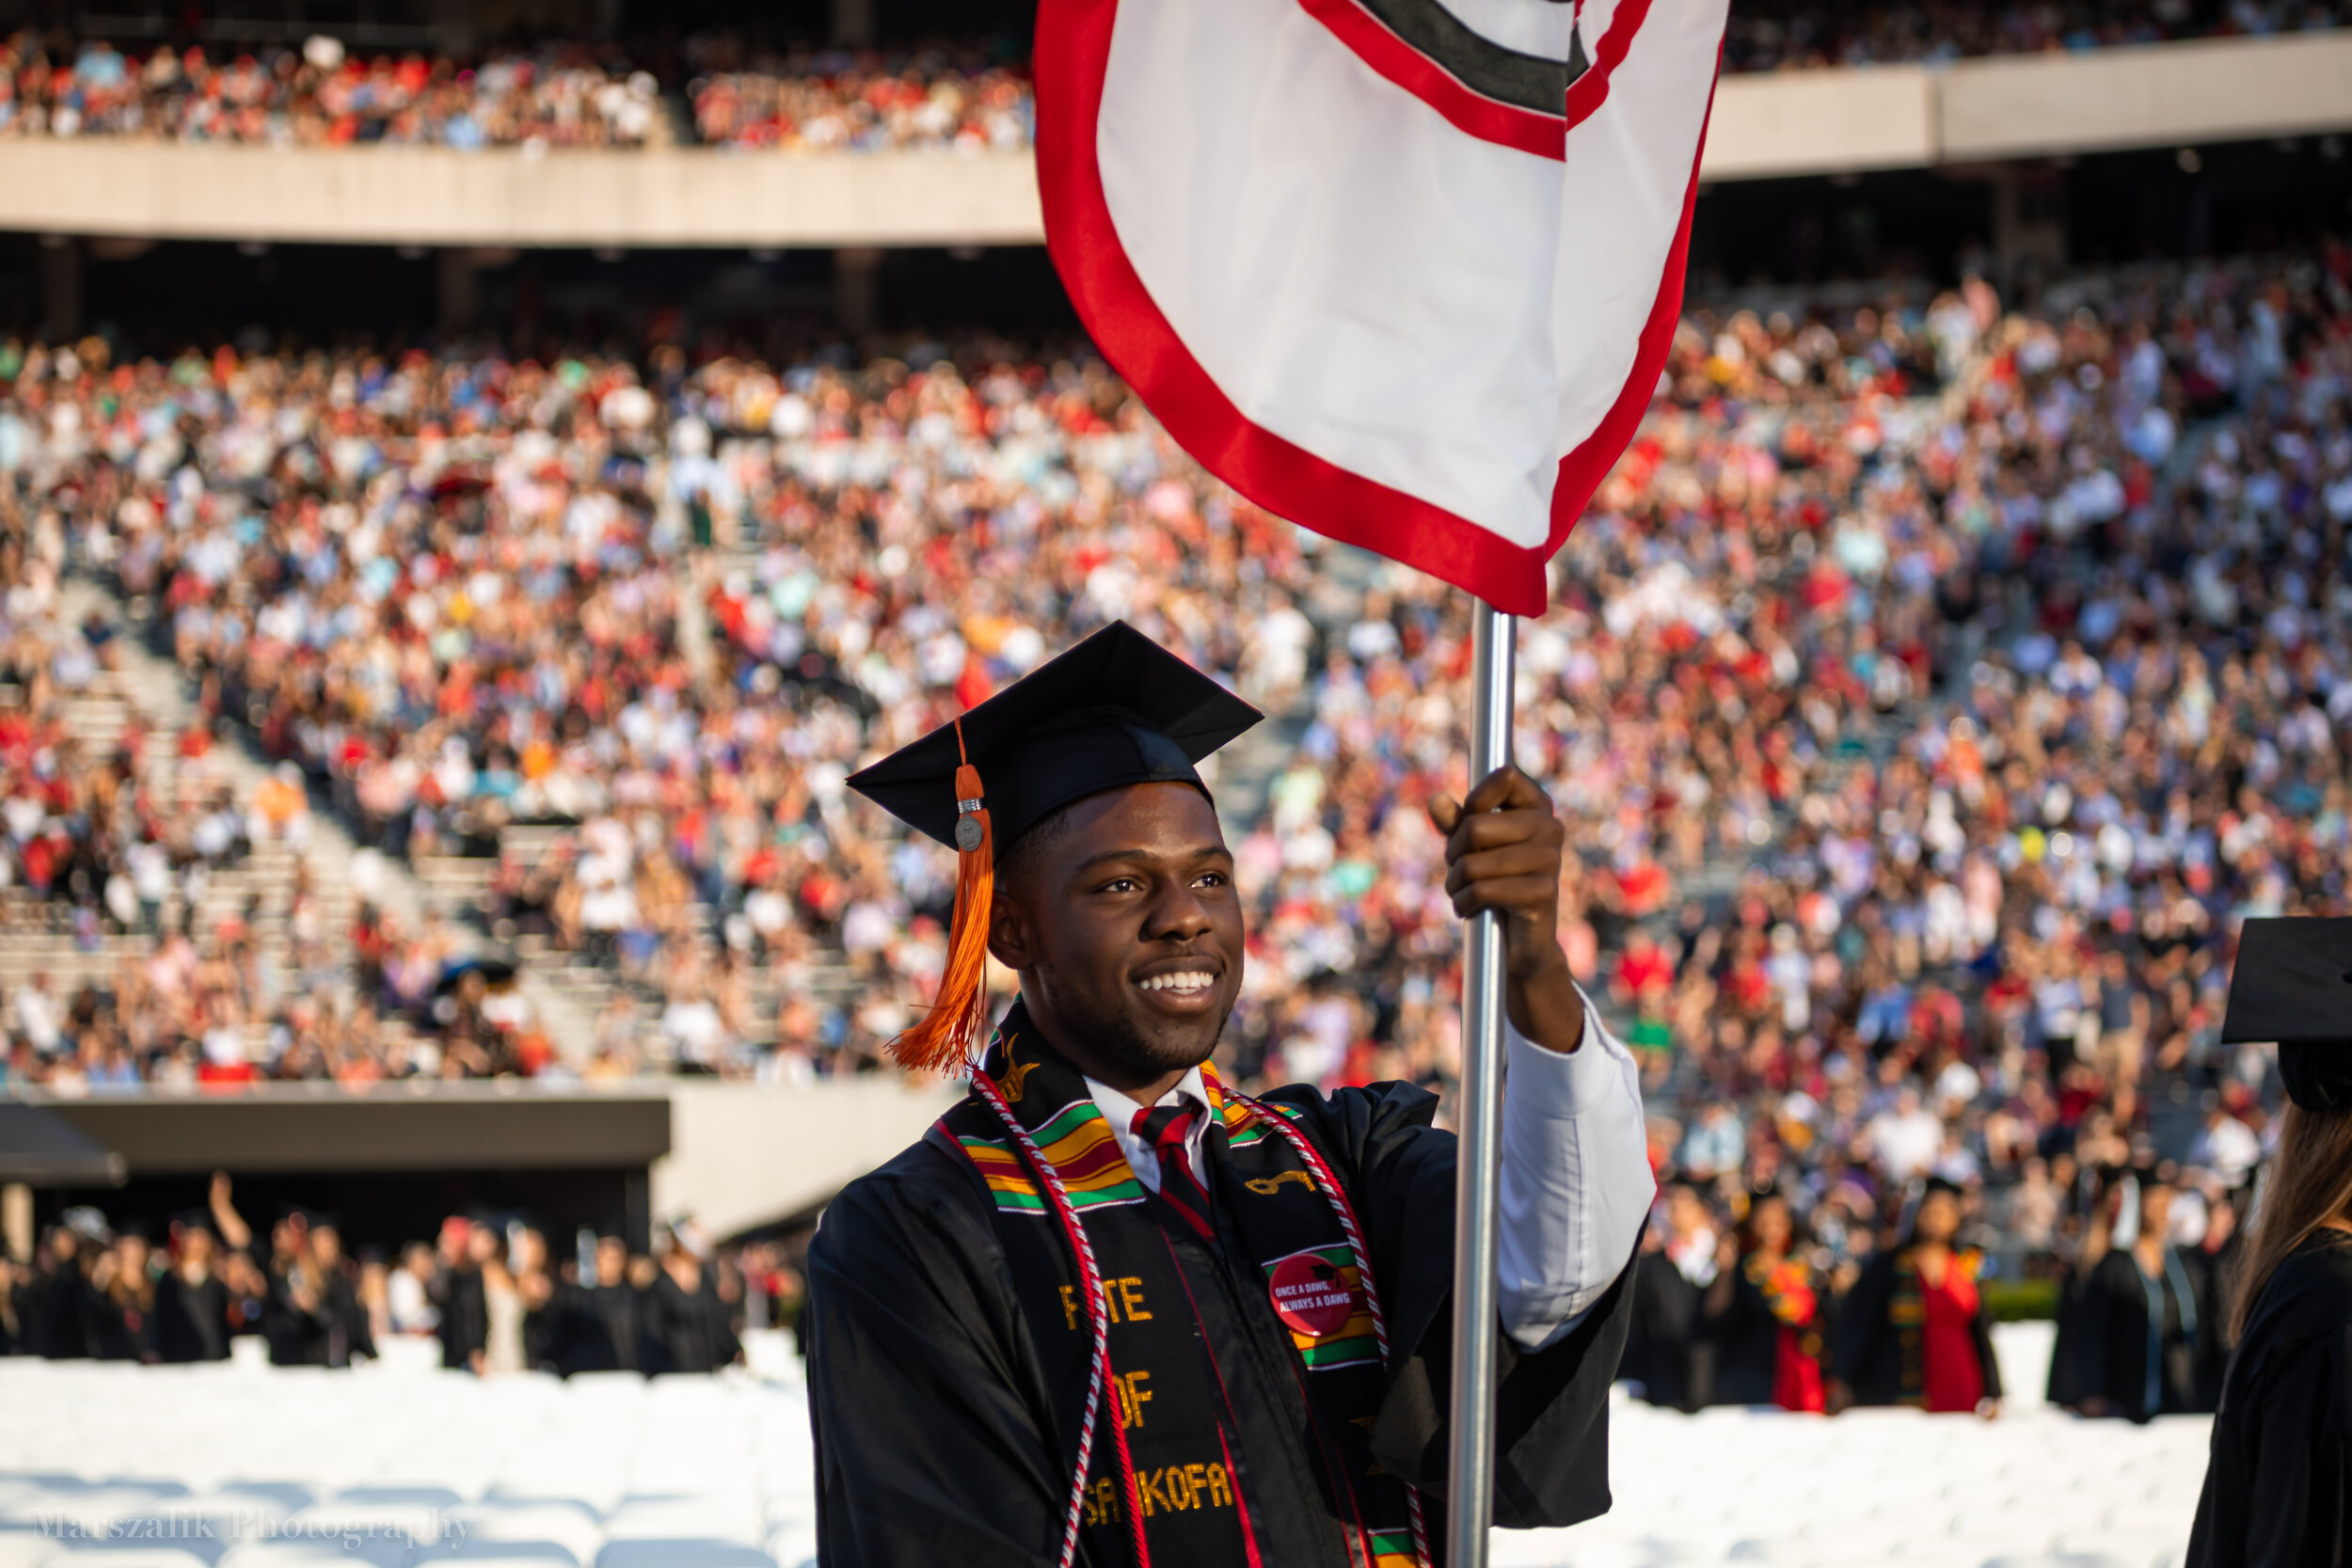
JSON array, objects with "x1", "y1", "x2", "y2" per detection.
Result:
[
  {"x1": 846, "y1": 621, "x2": 1262, "y2": 852},
  {"x1": 842, "y1": 622, "x2": 1261, "y2": 1073},
  {"x1": 2221, "y1": 917, "x2": 2352, "y2": 1112}
]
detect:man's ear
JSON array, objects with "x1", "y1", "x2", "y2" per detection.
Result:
[{"x1": 988, "y1": 886, "x2": 1037, "y2": 972}]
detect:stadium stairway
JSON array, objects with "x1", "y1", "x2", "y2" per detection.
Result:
[
  {"x1": 412, "y1": 537, "x2": 1375, "y2": 1069},
  {"x1": 58, "y1": 579, "x2": 604, "y2": 1065},
  {"x1": 1210, "y1": 537, "x2": 1382, "y2": 832},
  {"x1": 405, "y1": 806, "x2": 874, "y2": 1071}
]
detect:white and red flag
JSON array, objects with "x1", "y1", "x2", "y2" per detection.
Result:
[{"x1": 1036, "y1": 0, "x2": 1729, "y2": 614}]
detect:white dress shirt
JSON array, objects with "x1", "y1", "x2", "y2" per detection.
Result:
[{"x1": 1087, "y1": 985, "x2": 1653, "y2": 1352}]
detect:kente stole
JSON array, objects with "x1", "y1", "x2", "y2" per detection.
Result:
[{"x1": 929, "y1": 1007, "x2": 1427, "y2": 1568}]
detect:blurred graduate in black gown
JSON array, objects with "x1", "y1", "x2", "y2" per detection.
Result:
[
  {"x1": 1620, "y1": 1183, "x2": 1713, "y2": 1410},
  {"x1": 2189, "y1": 919, "x2": 2352, "y2": 1568},
  {"x1": 152, "y1": 1213, "x2": 234, "y2": 1363},
  {"x1": 2067, "y1": 1172, "x2": 2217, "y2": 1420}
]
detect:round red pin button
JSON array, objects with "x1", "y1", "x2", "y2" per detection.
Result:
[{"x1": 1268, "y1": 1255, "x2": 1358, "y2": 1338}]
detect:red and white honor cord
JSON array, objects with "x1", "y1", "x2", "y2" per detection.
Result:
[
  {"x1": 973, "y1": 1069, "x2": 1153, "y2": 1568},
  {"x1": 1225, "y1": 1090, "x2": 1434, "y2": 1568}
]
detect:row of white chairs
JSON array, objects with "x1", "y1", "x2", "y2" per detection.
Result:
[{"x1": 0, "y1": 1346, "x2": 2199, "y2": 1568}]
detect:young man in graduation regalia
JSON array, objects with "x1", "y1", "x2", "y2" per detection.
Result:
[{"x1": 806, "y1": 623, "x2": 1655, "y2": 1567}]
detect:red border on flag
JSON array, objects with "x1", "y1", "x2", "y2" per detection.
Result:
[
  {"x1": 1033, "y1": 0, "x2": 1717, "y2": 617},
  {"x1": 1549, "y1": 78, "x2": 1717, "y2": 555},
  {"x1": 1297, "y1": 0, "x2": 1565, "y2": 161},
  {"x1": 1296, "y1": 0, "x2": 1661, "y2": 161},
  {"x1": 1562, "y1": 0, "x2": 1661, "y2": 130}
]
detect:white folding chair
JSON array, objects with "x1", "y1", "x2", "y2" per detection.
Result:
[
  {"x1": 2057, "y1": 1528, "x2": 2189, "y2": 1568},
  {"x1": 217, "y1": 1541, "x2": 414, "y2": 1568},
  {"x1": 592, "y1": 1545, "x2": 774, "y2": 1568}
]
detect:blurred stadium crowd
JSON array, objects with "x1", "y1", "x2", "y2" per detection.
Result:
[
  {"x1": 0, "y1": 1174, "x2": 789, "y2": 1375},
  {"x1": 0, "y1": 30, "x2": 1028, "y2": 152},
  {"x1": 682, "y1": 38, "x2": 1032, "y2": 154},
  {"x1": 0, "y1": 32, "x2": 667, "y2": 149},
  {"x1": 0, "y1": 326, "x2": 1295, "y2": 1083},
  {"x1": 2, "y1": 2, "x2": 2347, "y2": 154},
  {"x1": 1265, "y1": 249, "x2": 2348, "y2": 1231},
  {"x1": 1718, "y1": 0, "x2": 2352, "y2": 70},
  {"x1": 0, "y1": 239, "x2": 2344, "y2": 1402}
]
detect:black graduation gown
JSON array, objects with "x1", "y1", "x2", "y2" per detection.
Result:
[
  {"x1": 1703, "y1": 1259, "x2": 1820, "y2": 1409},
  {"x1": 89, "y1": 1286, "x2": 155, "y2": 1361},
  {"x1": 154, "y1": 1271, "x2": 233, "y2": 1363},
  {"x1": 564, "y1": 1281, "x2": 647, "y2": 1373},
  {"x1": 1620, "y1": 1249, "x2": 1705, "y2": 1411},
  {"x1": 437, "y1": 1266, "x2": 488, "y2": 1370},
  {"x1": 317, "y1": 1271, "x2": 375, "y2": 1367},
  {"x1": 31, "y1": 1262, "x2": 100, "y2": 1358},
  {"x1": 524, "y1": 1289, "x2": 565, "y2": 1371},
  {"x1": 2074, "y1": 1247, "x2": 2211, "y2": 1420},
  {"x1": 647, "y1": 1269, "x2": 738, "y2": 1374},
  {"x1": 608, "y1": 1281, "x2": 653, "y2": 1372},
  {"x1": 2046, "y1": 1260, "x2": 2096, "y2": 1408},
  {"x1": 226, "y1": 1254, "x2": 270, "y2": 1345},
  {"x1": 2192, "y1": 1239, "x2": 2239, "y2": 1410},
  {"x1": 84, "y1": 1288, "x2": 134, "y2": 1360},
  {"x1": 546, "y1": 1281, "x2": 605, "y2": 1375},
  {"x1": 806, "y1": 1076, "x2": 1636, "y2": 1567},
  {"x1": 264, "y1": 1266, "x2": 331, "y2": 1367},
  {"x1": 2187, "y1": 1231, "x2": 2352, "y2": 1568}
]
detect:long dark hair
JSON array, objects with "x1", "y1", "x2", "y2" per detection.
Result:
[
  {"x1": 2231, "y1": 1101, "x2": 2352, "y2": 1341},
  {"x1": 1739, "y1": 1189, "x2": 1809, "y2": 1258}
]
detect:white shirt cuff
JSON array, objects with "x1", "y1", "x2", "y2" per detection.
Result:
[{"x1": 1495, "y1": 984, "x2": 1655, "y2": 1351}]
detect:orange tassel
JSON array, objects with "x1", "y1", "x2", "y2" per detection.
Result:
[{"x1": 890, "y1": 724, "x2": 995, "y2": 1074}]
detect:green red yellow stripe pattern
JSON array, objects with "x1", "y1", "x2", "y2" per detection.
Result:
[
  {"x1": 1202, "y1": 1067, "x2": 1298, "y2": 1148},
  {"x1": 961, "y1": 1097, "x2": 1145, "y2": 1215}
]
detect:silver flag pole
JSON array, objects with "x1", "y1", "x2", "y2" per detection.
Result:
[{"x1": 1446, "y1": 599, "x2": 1516, "y2": 1568}]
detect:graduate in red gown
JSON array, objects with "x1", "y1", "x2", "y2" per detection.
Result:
[{"x1": 1828, "y1": 1178, "x2": 2002, "y2": 1416}]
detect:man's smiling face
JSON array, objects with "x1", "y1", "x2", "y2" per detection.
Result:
[{"x1": 987, "y1": 781, "x2": 1246, "y2": 1091}]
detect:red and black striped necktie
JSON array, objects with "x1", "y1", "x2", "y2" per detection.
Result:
[{"x1": 1132, "y1": 1101, "x2": 1214, "y2": 1240}]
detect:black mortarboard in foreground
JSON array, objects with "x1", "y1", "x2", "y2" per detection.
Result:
[
  {"x1": 843, "y1": 622, "x2": 1261, "y2": 1072},
  {"x1": 847, "y1": 621, "x2": 1262, "y2": 852},
  {"x1": 2221, "y1": 917, "x2": 2352, "y2": 1113}
]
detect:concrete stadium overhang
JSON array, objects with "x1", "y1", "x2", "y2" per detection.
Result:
[{"x1": 0, "y1": 33, "x2": 2344, "y2": 249}]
